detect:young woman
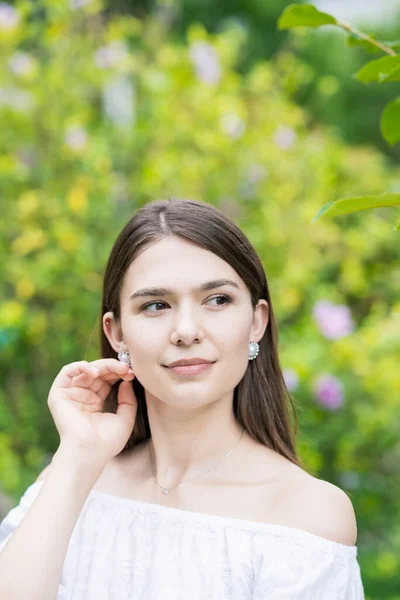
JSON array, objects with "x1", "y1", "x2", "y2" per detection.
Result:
[{"x1": 0, "y1": 198, "x2": 364, "y2": 599}]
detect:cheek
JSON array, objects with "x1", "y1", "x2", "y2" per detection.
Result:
[
  {"x1": 123, "y1": 322, "x2": 164, "y2": 364},
  {"x1": 221, "y1": 347, "x2": 249, "y2": 387},
  {"x1": 220, "y1": 322, "x2": 250, "y2": 351},
  {"x1": 218, "y1": 321, "x2": 252, "y2": 378},
  {"x1": 208, "y1": 321, "x2": 249, "y2": 378}
]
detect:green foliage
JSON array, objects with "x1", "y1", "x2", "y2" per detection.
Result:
[
  {"x1": 0, "y1": 1, "x2": 400, "y2": 595},
  {"x1": 346, "y1": 34, "x2": 400, "y2": 54},
  {"x1": 355, "y1": 55, "x2": 400, "y2": 83},
  {"x1": 278, "y1": 4, "x2": 337, "y2": 29},
  {"x1": 313, "y1": 193, "x2": 400, "y2": 230},
  {"x1": 381, "y1": 97, "x2": 400, "y2": 147},
  {"x1": 346, "y1": 33, "x2": 383, "y2": 54},
  {"x1": 100, "y1": 0, "x2": 400, "y2": 160},
  {"x1": 277, "y1": 2, "x2": 400, "y2": 226}
]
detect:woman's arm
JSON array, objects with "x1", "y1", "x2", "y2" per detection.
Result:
[{"x1": 0, "y1": 444, "x2": 106, "y2": 600}]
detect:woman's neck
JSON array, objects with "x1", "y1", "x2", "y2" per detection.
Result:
[{"x1": 144, "y1": 395, "x2": 244, "y2": 489}]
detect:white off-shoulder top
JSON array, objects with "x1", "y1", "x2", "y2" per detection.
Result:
[{"x1": 0, "y1": 479, "x2": 365, "y2": 599}]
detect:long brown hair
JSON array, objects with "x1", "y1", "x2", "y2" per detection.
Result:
[{"x1": 100, "y1": 198, "x2": 303, "y2": 468}]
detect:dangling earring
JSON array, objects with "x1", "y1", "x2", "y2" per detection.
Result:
[
  {"x1": 118, "y1": 350, "x2": 132, "y2": 368},
  {"x1": 248, "y1": 341, "x2": 259, "y2": 360}
]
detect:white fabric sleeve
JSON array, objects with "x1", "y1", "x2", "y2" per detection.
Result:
[
  {"x1": 251, "y1": 531, "x2": 365, "y2": 600},
  {"x1": 344, "y1": 552, "x2": 365, "y2": 600}
]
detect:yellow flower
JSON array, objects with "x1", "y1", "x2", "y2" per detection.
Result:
[
  {"x1": 17, "y1": 191, "x2": 40, "y2": 219},
  {"x1": 58, "y1": 230, "x2": 80, "y2": 252},
  {"x1": 0, "y1": 300, "x2": 25, "y2": 326},
  {"x1": 16, "y1": 279, "x2": 35, "y2": 299},
  {"x1": 11, "y1": 230, "x2": 47, "y2": 256},
  {"x1": 67, "y1": 184, "x2": 88, "y2": 214}
]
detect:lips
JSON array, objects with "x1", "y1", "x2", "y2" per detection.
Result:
[
  {"x1": 165, "y1": 358, "x2": 214, "y2": 368},
  {"x1": 166, "y1": 362, "x2": 215, "y2": 376}
]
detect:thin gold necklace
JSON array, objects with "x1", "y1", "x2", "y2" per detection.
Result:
[{"x1": 149, "y1": 427, "x2": 245, "y2": 495}]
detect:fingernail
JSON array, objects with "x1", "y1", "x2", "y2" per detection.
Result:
[{"x1": 91, "y1": 367, "x2": 100, "y2": 375}]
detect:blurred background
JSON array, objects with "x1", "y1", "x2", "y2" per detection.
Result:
[{"x1": 0, "y1": 1, "x2": 399, "y2": 597}]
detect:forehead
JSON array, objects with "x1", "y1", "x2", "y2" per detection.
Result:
[{"x1": 122, "y1": 237, "x2": 244, "y2": 293}]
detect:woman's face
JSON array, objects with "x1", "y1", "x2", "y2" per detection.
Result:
[{"x1": 104, "y1": 236, "x2": 268, "y2": 410}]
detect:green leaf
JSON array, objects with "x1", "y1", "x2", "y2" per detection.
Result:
[
  {"x1": 278, "y1": 4, "x2": 337, "y2": 30},
  {"x1": 347, "y1": 34, "x2": 400, "y2": 54},
  {"x1": 381, "y1": 97, "x2": 400, "y2": 145},
  {"x1": 395, "y1": 219, "x2": 400, "y2": 231},
  {"x1": 383, "y1": 65, "x2": 400, "y2": 82},
  {"x1": 346, "y1": 33, "x2": 382, "y2": 54},
  {"x1": 311, "y1": 192, "x2": 400, "y2": 222},
  {"x1": 355, "y1": 55, "x2": 400, "y2": 83},
  {"x1": 383, "y1": 40, "x2": 400, "y2": 51}
]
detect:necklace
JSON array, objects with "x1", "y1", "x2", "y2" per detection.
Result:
[{"x1": 149, "y1": 427, "x2": 245, "y2": 495}]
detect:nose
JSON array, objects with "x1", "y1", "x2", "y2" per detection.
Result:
[{"x1": 170, "y1": 304, "x2": 204, "y2": 345}]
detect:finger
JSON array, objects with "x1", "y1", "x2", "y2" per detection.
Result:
[
  {"x1": 89, "y1": 362, "x2": 135, "y2": 386},
  {"x1": 64, "y1": 387, "x2": 103, "y2": 410},
  {"x1": 87, "y1": 361, "x2": 135, "y2": 385},
  {"x1": 56, "y1": 359, "x2": 132, "y2": 388},
  {"x1": 56, "y1": 362, "x2": 100, "y2": 388},
  {"x1": 95, "y1": 379, "x2": 113, "y2": 401},
  {"x1": 89, "y1": 359, "x2": 132, "y2": 377},
  {"x1": 65, "y1": 378, "x2": 112, "y2": 404},
  {"x1": 116, "y1": 381, "x2": 138, "y2": 427},
  {"x1": 82, "y1": 375, "x2": 134, "y2": 402},
  {"x1": 71, "y1": 371, "x2": 107, "y2": 392},
  {"x1": 71, "y1": 371, "x2": 134, "y2": 400}
]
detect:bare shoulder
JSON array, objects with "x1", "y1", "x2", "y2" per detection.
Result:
[
  {"x1": 281, "y1": 472, "x2": 358, "y2": 546},
  {"x1": 35, "y1": 463, "x2": 52, "y2": 482}
]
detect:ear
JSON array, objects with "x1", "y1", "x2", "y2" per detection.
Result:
[
  {"x1": 250, "y1": 300, "x2": 269, "y2": 343},
  {"x1": 102, "y1": 311, "x2": 125, "y2": 353}
]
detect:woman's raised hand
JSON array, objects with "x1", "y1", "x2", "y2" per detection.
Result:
[{"x1": 47, "y1": 359, "x2": 137, "y2": 468}]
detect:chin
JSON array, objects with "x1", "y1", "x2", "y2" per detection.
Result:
[{"x1": 159, "y1": 393, "x2": 216, "y2": 409}]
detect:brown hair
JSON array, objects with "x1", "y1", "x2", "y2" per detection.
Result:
[{"x1": 100, "y1": 198, "x2": 303, "y2": 468}]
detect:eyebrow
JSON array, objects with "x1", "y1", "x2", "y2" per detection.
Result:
[{"x1": 129, "y1": 278, "x2": 240, "y2": 301}]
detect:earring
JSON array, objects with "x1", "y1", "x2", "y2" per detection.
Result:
[
  {"x1": 118, "y1": 350, "x2": 132, "y2": 368},
  {"x1": 248, "y1": 341, "x2": 259, "y2": 360}
]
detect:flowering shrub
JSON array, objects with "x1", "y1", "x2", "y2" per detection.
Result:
[{"x1": 0, "y1": 0, "x2": 399, "y2": 592}]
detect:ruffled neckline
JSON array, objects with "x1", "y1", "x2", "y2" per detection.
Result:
[{"x1": 83, "y1": 486, "x2": 358, "y2": 555}]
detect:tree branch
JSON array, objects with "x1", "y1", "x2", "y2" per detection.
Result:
[{"x1": 337, "y1": 20, "x2": 398, "y2": 56}]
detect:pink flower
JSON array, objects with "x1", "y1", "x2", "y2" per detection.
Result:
[
  {"x1": 64, "y1": 125, "x2": 88, "y2": 150},
  {"x1": 274, "y1": 126, "x2": 297, "y2": 150},
  {"x1": 313, "y1": 299, "x2": 355, "y2": 340},
  {"x1": 283, "y1": 368, "x2": 299, "y2": 392},
  {"x1": 0, "y1": 87, "x2": 34, "y2": 111},
  {"x1": 0, "y1": 3, "x2": 20, "y2": 31},
  {"x1": 189, "y1": 41, "x2": 221, "y2": 85},
  {"x1": 247, "y1": 163, "x2": 268, "y2": 184},
  {"x1": 94, "y1": 42, "x2": 129, "y2": 70},
  {"x1": 8, "y1": 52, "x2": 35, "y2": 77},
  {"x1": 313, "y1": 374, "x2": 344, "y2": 410},
  {"x1": 103, "y1": 76, "x2": 135, "y2": 126},
  {"x1": 70, "y1": 0, "x2": 93, "y2": 8},
  {"x1": 220, "y1": 112, "x2": 245, "y2": 138}
]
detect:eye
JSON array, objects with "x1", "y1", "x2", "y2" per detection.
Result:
[
  {"x1": 140, "y1": 294, "x2": 233, "y2": 314},
  {"x1": 207, "y1": 294, "x2": 233, "y2": 307},
  {"x1": 141, "y1": 301, "x2": 168, "y2": 313}
]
